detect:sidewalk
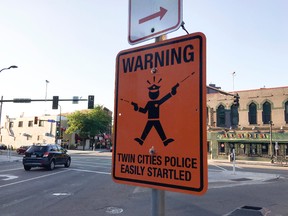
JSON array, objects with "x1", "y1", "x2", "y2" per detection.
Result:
[
  {"x1": 0, "y1": 151, "x2": 22, "y2": 163},
  {"x1": 67, "y1": 149, "x2": 112, "y2": 156},
  {"x1": 208, "y1": 160, "x2": 281, "y2": 188},
  {"x1": 210, "y1": 158, "x2": 288, "y2": 169}
]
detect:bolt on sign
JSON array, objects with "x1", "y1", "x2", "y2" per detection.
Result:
[{"x1": 113, "y1": 33, "x2": 207, "y2": 195}]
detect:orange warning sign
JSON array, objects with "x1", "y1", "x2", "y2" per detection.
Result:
[{"x1": 113, "y1": 33, "x2": 207, "y2": 195}]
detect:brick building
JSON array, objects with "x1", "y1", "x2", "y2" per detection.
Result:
[{"x1": 207, "y1": 85, "x2": 288, "y2": 160}]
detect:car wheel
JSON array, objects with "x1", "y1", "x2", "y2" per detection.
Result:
[
  {"x1": 47, "y1": 160, "x2": 55, "y2": 170},
  {"x1": 64, "y1": 158, "x2": 71, "y2": 168},
  {"x1": 24, "y1": 165, "x2": 31, "y2": 171}
]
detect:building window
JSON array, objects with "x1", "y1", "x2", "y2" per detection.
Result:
[
  {"x1": 285, "y1": 101, "x2": 288, "y2": 124},
  {"x1": 249, "y1": 102, "x2": 257, "y2": 125},
  {"x1": 217, "y1": 105, "x2": 225, "y2": 127},
  {"x1": 18, "y1": 121, "x2": 23, "y2": 127},
  {"x1": 219, "y1": 143, "x2": 225, "y2": 154},
  {"x1": 230, "y1": 105, "x2": 239, "y2": 127},
  {"x1": 28, "y1": 121, "x2": 33, "y2": 127},
  {"x1": 39, "y1": 120, "x2": 45, "y2": 127},
  {"x1": 262, "y1": 101, "x2": 271, "y2": 124},
  {"x1": 206, "y1": 107, "x2": 209, "y2": 125},
  {"x1": 9, "y1": 122, "x2": 14, "y2": 128},
  {"x1": 262, "y1": 143, "x2": 268, "y2": 155}
]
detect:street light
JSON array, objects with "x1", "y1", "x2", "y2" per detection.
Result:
[
  {"x1": 45, "y1": 80, "x2": 49, "y2": 101},
  {"x1": 232, "y1": 71, "x2": 236, "y2": 91},
  {"x1": 0, "y1": 65, "x2": 18, "y2": 73},
  {"x1": 0, "y1": 65, "x2": 18, "y2": 135}
]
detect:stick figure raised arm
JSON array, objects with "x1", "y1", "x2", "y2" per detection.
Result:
[{"x1": 171, "y1": 83, "x2": 180, "y2": 95}]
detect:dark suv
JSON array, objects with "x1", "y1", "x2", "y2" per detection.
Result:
[{"x1": 22, "y1": 144, "x2": 71, "y2": 171}]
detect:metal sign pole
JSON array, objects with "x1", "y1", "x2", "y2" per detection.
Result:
[
  {"x1": 151, "y1": 35, "x2": 167, "y2": 216},
  {"x1": 232, "y1": 149, "x2": 236, "y2": 175},
  {"x1": 152, "y1": 189, "x2": 165, "y2": 216}
]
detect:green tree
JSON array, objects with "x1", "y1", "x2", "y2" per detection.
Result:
[{"x1": 66, "y1": 105, "x2": 112, "y2": 146}]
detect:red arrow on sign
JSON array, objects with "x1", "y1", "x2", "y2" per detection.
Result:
[{"x1": 139, "y1": 7, "x2": 168, "y2": 24}]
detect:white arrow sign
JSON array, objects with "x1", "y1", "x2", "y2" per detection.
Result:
[
  {"x1": 0, "y1": 174, "x2": 19, "y2": 181},
  {"x1": 128, "y1": 0, "x2": 183, "y2": 44}
]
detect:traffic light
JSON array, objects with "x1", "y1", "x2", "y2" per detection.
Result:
[
  {"x1": 233, "y1": 93, "x2": 240, "y2": 107},
  {"x1": 52, "y1": 96, "x2": 59, "y2": 109},
  {"x1": 56, "y1": 121, "x2": 60, "y2": 139},
  {"x1": 88, "y1": 95, "x2": 94, "y2": 109}
]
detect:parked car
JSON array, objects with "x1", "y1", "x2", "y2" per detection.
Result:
[
  {"x1": 22, "y1": 144, "x2": 71, "y2": 171},
  {"x1": 16, "y1": 145, "x2": 30, "y2": 154},
  {"x1": 0, "y1": 144, "x2": 7, "y2": 150}
]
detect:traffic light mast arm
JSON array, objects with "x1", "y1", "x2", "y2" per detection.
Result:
[
  {"x1": 207, "y1": 86, "x2": 240, "y2": 106},
  {"x1": 0, "y1": 98, "x2": 88, "y2": 103},
  {"x1": 206, "y1": 85, "x2": 239, "y2": 98}
]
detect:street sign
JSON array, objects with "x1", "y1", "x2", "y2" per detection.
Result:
[
  {"x1": 113, "y1": 33, "x2": 207, "y2": 195},
  {"x1": 72, "y1": 96, "x2": 79, "y2": 104},
  {"x1": 13, "y1": 98, "x2": 31, "y2": 103},
  {"x1": 128, "y1": 0, "x2": 183, "y2": 45}
]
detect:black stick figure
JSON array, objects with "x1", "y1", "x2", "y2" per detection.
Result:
[{"x1": 131, "y1": 76, "x2": 179, "y2": 146}]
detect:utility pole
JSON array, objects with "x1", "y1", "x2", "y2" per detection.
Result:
[
  {"x1": 45, "y1": 80, "x2": 49, "y2": 101},
  {"x1": 232, "y1": 72, "x2": 236, "y2": 91},
  {"x1": 0, "y1": 65, "x2": 18, "y2": 135},
  {"x1": 269, "y1": 121, "x2": 273, "y2": 157}
]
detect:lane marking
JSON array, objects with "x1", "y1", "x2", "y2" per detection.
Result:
[
  {"x1": 0, "y1": 174, "x2": 19, "y2": 181},
  {"x1": 0, "y1": 168, "x2": 23, "y2": 173},
  {"x1": 72, "y1": 162, "x2": 111, "y2": 168},
  {"x1": 70, "y1": 168, "x2": 111, "y2": 175},
  {"x1": 210, "y1": 164, "x2": 228, "y2": 171},
  {"x1": 52, "y1": 193, "x2": 71, "y2": 196},
  {"x1": 0, "y1": 166, "x2": 111, "y2": 188},
  {"x1": 0, "y1": 170, "x2": 70, "y2": 189}
]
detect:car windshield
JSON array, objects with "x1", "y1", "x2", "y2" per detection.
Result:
[{"x1": 27, "y1": 146, "x2": 48, "y2": 152}]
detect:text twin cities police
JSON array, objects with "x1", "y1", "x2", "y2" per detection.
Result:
[{"x1": 117, "y1": 153, "x2": 197, "y2": 181}]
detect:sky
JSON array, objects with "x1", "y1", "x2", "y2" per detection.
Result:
[{"x1": 0, "y1": 0, "x2": 287, "y2": 122}]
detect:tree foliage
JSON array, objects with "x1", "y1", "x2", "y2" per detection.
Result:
[{"x1": 65, "y1": 105, "x2": 112, "y2": 140}]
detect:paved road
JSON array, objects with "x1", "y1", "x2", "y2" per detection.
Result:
[
  {"x1": 0, "y1": 150, "x2": 287, "y2": 215},
  {"x1": 0, "y1": 149, "x2": 282, "y2": 185}
]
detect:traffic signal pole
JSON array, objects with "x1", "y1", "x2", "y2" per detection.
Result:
[
  {"x1": 0, "y1": 98, "x2": 88, "y2": 103},
  {"x1": 0, "y1": 97, "x2": 90, "y2": 136},
  {"x1": 206, "y1": 85, "x2": 240, "y2": 106},
  {"x1": 206, "y1": 85, "x2": 239, "y2": 98}
]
